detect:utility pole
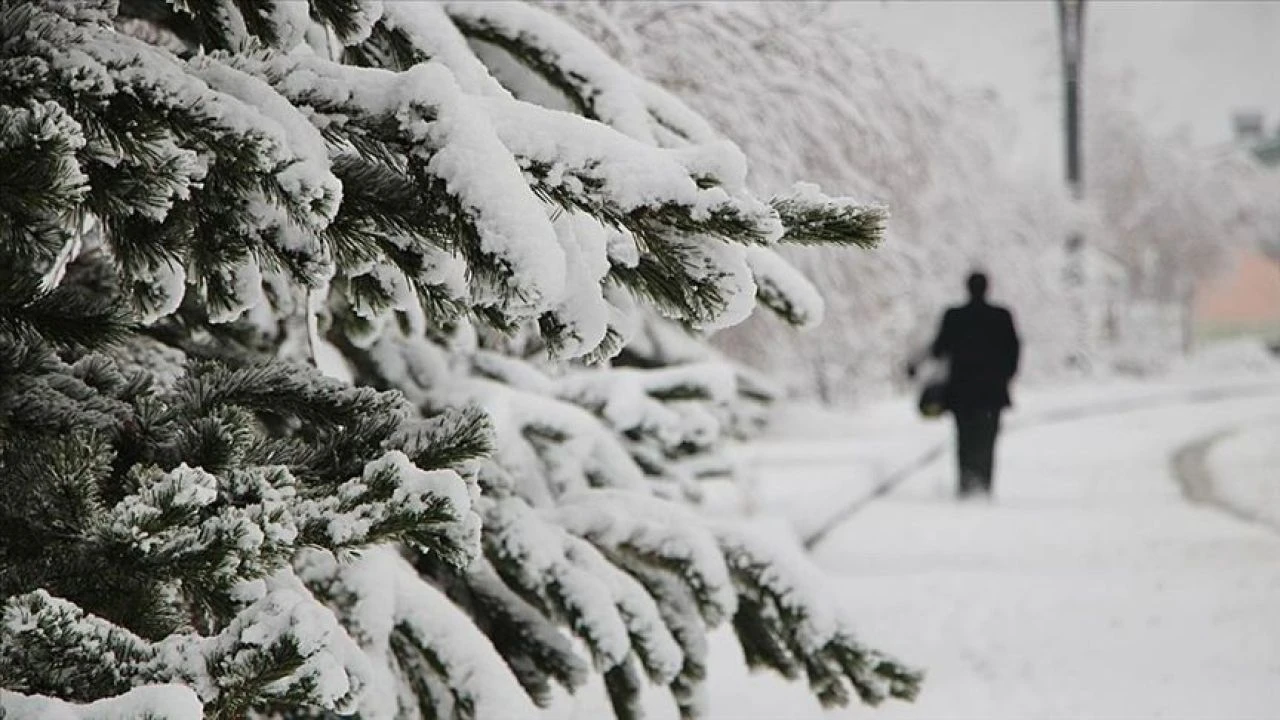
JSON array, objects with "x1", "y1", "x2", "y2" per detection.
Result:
[{"x1": 1057, "y1": 0, "x2": 1089, "y2": 368}]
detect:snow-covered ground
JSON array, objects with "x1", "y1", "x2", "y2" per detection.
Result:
[
  {"x1": 737, "y1": 360, "x2": 1280, "y2": 543},
  {"x1": 557, "y1": 343, "x2": 1280, "y2": 719},
  {"x1": 695, "y1": 346, "x2": 1280, "y2": 719},
  {"x1": 805, "y1": 393, "x2": 1280, "y2": 719}
]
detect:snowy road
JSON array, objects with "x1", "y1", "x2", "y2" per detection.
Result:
[{"x1": 794, "y1": 392, "x2": 1280, "y2": 719}]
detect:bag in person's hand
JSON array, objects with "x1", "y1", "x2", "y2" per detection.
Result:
[
  {"x1": 908, "y1": 353, "x2": 948, "y2": 419},
  {"x1": 917, "y1": 380, "x2": 948, "y2": 419}
]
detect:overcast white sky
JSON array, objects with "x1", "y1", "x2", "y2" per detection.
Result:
[{"x1": 839, "y1": 0, "x2": 1280, "y2": 178}]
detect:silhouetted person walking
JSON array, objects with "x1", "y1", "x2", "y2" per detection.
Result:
[{"x1": 929, "y1": 272, "x2": 1020, "y2": 498}]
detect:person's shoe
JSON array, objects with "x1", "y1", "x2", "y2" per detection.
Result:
[{"x1": 957, "y1": 486, "x2": 993, "y2": 502}]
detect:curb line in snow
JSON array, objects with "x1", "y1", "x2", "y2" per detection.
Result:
[
  {"x1": 1170, "y1": 429, "x2": 1235, "y2": 510},
  {"x1": 1171, "y1": 421, "x2": 1280, "y2": 532},
  {"x1": 801, "y1": 380, "x2": 1280, "y2": 551}
]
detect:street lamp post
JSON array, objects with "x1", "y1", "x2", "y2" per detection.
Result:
[
  {"x1": 1057, "y1": 0, "x2": 1089, "y2": 368},
  {"x1": 1059, "y1": 0, "x2": 1085, "y2": 201}
]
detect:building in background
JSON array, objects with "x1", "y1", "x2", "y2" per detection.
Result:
[
  {"x1": 1194, "y1": 252, "x2": 1280, "y2": 340},
  {"x1": 1192, "y1": 111, "x2": 1280, "y2": 343}
]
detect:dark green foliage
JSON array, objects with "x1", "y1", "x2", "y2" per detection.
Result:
[
  {"x1": 416, "y1": 552, "x2": 591, "y2": 707},
  {"x1": 0, "y1": 100, "x2": 88, "y2": 268},
  {"x1": 610, "y1": 241, "x2": 732, "y2": 327},
  {"x1": 0, "y1": 1, "x2": 335, "y2": 326},
  {"x1": 343, "y1": 17, "x2": 431, "y2": 72},
  {"x1": 0, "y1": 1, "x2": 914, "y2": 717},
  {"x1": 0, "y1": 326, "x2": 485, "y2": 712},
  {"x1": 0, "y1": 270, "x2": 130, "y2": 352},
  {"x1": 118, "y1": 0, "x2": 288, "y2": 53},
  {"x1": 604, "y1": 658, "x2": 646, "y2": 720},
  {"x1": 0, "y1": 338, "x2": 479, "y2": 610},
  {"x1": 721, "y1": 536, "x2": 924, "y2": 708},
  {"x1": 522, "y1": 153, "x2": 776, "y2": 329},
  {"x1": 445, "y1": 10, "x2": 596, "y2": 119},
  {"x1": 524, "y1": 160, "x2": 774, "y2": 248},
  {"x1": 392, "y1": 404, "x2": 494, "y2": 471},
  {"x1": 770, "y1": 191, "x2": 887, "y2": 248},
  {"x1": 0, "y1": 591, "x2": 157, "y2": 701},
  {"x1": 0, "y1": 588, "x2": 358, "y2": 719},
  {"x1": 306, "y1": 0, "x2": 371, "y2": 46}
]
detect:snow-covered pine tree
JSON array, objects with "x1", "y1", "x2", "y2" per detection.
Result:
[{"x1": 0, "y1": 2, "x2": 919, "y2": 718}]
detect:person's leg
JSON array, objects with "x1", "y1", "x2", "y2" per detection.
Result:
[
  {"x1": 954, "y1": 410, "x2": 978, "y2": 497},
  {"x1": 976, "y1": 409, "x2": 1000, "y2": 495}
]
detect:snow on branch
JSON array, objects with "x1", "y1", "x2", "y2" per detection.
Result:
[
  {"x1": 564, "y1": 533, "x2": 684, "y2": 686},
  {"x1": 1, "y1": 3, "x2": 337, "y2": 322},
  {"x1": 481, "y1": 496, "x2": 634, "y2": 670},
  {"x1": 480, "y1": 95, "x2": 780, "y2": 246},
  {"x1": 746, "y1": 247, "x2": 827, "y2": 329},
  {"x1": 716, "y1": 525, "x2": 923, "y2": 708},
  {"x1": 0, "y1": 4, "x2": 919, "y2": 719},
  {"x1": 443, "y1": 0, "x2": 719, "y2": 146},
  {"x1": 414, "y1": 552, "x2": 592, "y2": 706},
  {"x1": 771, "y1": 182, "x2": 887, "y2": 248},
  {"x1": 0, "y1": 685, "x2": 202, "y2": 720},
  {"x1": 297, "y1": 546, "x2": 538, "y2": 719},
  {"x1": 552, "y1": 489, "x2": 738, "y2": 626},
  {"x1": 294, "y1": 451, "x2": 481, "y2": 566},
  {"x1": 231, "y1": 50, "x2": 568, "y2": 318},
  {"x1": 448, "y1": 374, "x2": 649, "y2": 501},
  {"x1": 553, "y1": 361, "x2": 739, "y2": 497},
  {"x1": 0, "y1": 586, "x2": 370, "y2": 717},
  {"x1": 358, "y1": 3, "x2": 512, "y2": 98}
]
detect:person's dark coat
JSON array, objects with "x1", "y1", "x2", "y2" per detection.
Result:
[{"x1": 930, "y1": 300, "x2": 1020, "y2": 410}]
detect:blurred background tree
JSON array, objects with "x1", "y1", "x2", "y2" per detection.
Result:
[{"x1": 552, "y1": 0, "x2": 1280, "y2": 400}]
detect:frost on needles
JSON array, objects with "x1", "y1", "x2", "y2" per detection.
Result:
[{"x1": 0, "y1": 1, "x2": 917, "y2": 718}]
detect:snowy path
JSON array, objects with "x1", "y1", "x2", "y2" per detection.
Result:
[
  {"x1": 791, "y1": 392, "x2": 1280, "y2": 719},
  {"x1": 733, "y1": 376, "x2": 1280, "y2": 549},
  {"x1": 562, "y1": 372, "x2": 1280, "y2": 720}
]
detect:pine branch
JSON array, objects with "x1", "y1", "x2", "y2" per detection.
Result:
[
  {"x1": 343, "y1": 17, "x2": 432, "y2": 72},
  {"x1": 414, "y1": 552, "x2": 591, "y2": 706},
  {"x1": 771, "y1": 184, "x2": 887, "y2": 248},
  {"x1": 309, "y1": 0, "x2": 378, "y2": 47},
  {"x1": 170, "y1": 362, "x2": 410, "y2": 428},
  {"x1": 3, "y1": 4, "x2": 338, "y2": 322},
  {"x1": 445, "y1": 11, "x2": 593, "y2": 118},
  {"x1": 519, "y1": 154, "x2": 774, "y2": 249},
  {"x1": 390, "y1": 405, "x2": 495, "y2": 471},
  {"x1": 609, "y1": 558, "x2": 710, "y2": 720},
  {"x1": 0, "y1": 100, "x2": 88, "y2": 271},
  {"x1": 481, "y1": 498, "x2": 632, "y2": 672},
  {"x1": 0, "y1": 4, "x2": 914, "y2": 719},
  {"x1": 610, "y1": 247, "x2": 730, "y2": 328},
  {"x1": 0, "y1": 272, "x2": 131, "y2": 351},
  {"x1": 603, "y1": 658, "x2": 645, "y2": 720},
  {"x1": 718, "y1": 529, "x2": 923, "y2": 709}
]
